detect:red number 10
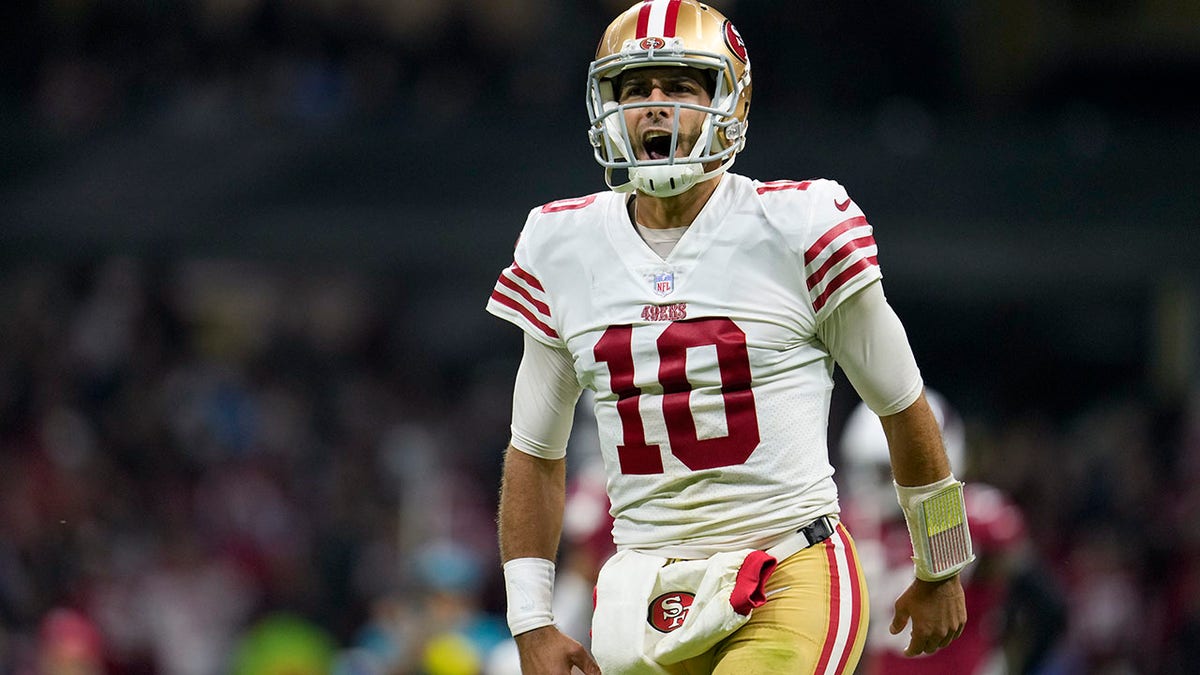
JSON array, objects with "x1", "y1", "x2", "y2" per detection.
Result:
[{"x1": 593, "y1": 318, "x2": 760, "y2": 474}]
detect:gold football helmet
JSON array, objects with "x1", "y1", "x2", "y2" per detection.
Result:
[{"x1": 586, "y1": 0, "x2": 752, "y2": 197}]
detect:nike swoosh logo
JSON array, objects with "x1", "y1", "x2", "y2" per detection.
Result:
[
  {"x1": 835, "y1": 198, "x2": 852, "y2": 211},
  {"x1": 763, "y1": 586, "x2": 792, "y2": 598}
]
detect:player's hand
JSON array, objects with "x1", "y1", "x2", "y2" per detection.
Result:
[
  {"x1": 514, "y1": 625, "x2": 601, "y2": 675},
  {"x1": 889, "y1": 574, "x2": 967, "y2": 657}
]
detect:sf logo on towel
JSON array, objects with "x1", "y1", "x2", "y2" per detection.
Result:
[{"x1": 648, "y1": 592, "x2": 696, "y2": 632}]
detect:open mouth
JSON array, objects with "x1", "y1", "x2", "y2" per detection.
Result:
[{"x1": 643, "y1": 132, "x2": 674, "y2": 160}]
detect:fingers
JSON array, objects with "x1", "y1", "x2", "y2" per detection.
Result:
[
  {"x1": 902, "y1": 620, "x2": 967, "y2": 657},
  {"x1": 566, "y1": 639, "x2": 601, "y2": 675},
  {"x1": 902, "y1": 634, "x2": 945, "y2": 657},
  {"x1": 572, "y1": 656, "x2": 602, "y2": 675},
  {"x1": 894, "y1": 575, "x2": 968, "y2": 657},
  {"x1": 515, "y1": 627, "x2": 600, "y2": 675},
  {"x1": 570, "y1": 650, "x2": 602, "y2": 675},
  {"x1": 901, "y1": 628, "x2": 938, "y2": 657},
  {"x1": 939, "y1": 622, "x2": 964, "y2": 648}
]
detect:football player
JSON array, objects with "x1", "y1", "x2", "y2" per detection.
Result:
[
  {"x1": 487, "y1": 2, "x2": 974, "y2": 673},
  {"x1": 840, "y1": 391, "x2": 1066, "y2": 674}
]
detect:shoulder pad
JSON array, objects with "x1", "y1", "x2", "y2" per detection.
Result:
[
  {"x1": 754, "y1": 179, "x2": 817, "y2": 195},
  {"x1": 538, "y1": 193, "x2": 602, "y2": 214}
]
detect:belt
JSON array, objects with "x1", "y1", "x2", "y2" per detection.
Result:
[{"x1": 765, "y1": 515, "x2": 836, "y2": 562}]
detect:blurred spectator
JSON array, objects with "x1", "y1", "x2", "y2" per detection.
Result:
[
  {"x1": 138, "y1": 531, "x2": 256, "y2": 675},
  {"x1": 231, "y1": 612, "x2": 337, "y2": 675},
  {"x1": 35, "y1": 608, "x2": 105, "y2": 675},
  {"x1": 338, "y1": 540, "x2": 507, "y2": 675}
]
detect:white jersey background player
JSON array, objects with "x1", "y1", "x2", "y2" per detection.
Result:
[{"x1": 486, "y1": 2, "x2": 974, "y2": 674}]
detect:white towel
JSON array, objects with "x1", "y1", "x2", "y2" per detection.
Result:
[
  {"x1": 592, "y1": 549, "x2": 778, "y2": 673},
  {"x1": 593, "y1": 550, "x2": 670, "y2": 675}
]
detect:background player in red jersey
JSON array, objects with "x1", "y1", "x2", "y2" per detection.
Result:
[{"x1": 840, "y1": 390, "x2": 1066, "y2": 674}]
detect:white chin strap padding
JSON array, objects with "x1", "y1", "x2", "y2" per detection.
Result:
[{"x1": 629, "y1": 164, "x2": 702, "y2": 198}]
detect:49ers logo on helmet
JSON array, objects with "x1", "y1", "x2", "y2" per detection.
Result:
[
  {"x1": 648, "y1": 592, "x2": 695, "y2": 633},
  {"x1": 640, "y1": 36, "x2": 666, "y2": 50},
  {"x1": 723, "y1": 21, "x2": 748, "y2": 63}
]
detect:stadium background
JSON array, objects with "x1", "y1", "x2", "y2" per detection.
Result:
[{"x1": 0, "y1": 0, "x2": 1197, "y2": 673}]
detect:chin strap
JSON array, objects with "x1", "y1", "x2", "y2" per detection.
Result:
[{"x1": 612, "y1": 154, "x2": 736, "y2": 198}]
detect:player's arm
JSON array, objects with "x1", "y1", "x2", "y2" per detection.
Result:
[
  {"x1": 879, "y1": 394, "x2": 951, "y2": 485},
  {"x1": 498, "y1": 334, "x2": 600, "y2": 675},
  {"x1": 878, "y1": 393, "x2": 969, "y2": 656},
  {"x1": 819, "y1": 281, "x2": 970, "y2": 657},
  {"x1": 499, "y1": 447, "x2": 567, "y2": 563}
]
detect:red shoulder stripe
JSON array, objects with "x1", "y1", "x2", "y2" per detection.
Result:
[
  {"x1": 497, "y1": 272, "x2": 551, "y2": 317},
  {"x1": 804, "y1": 216, "x2": 868, "y2": 266},
  {"x1": 489, "y1": 291, "x2": 559, "y2": 339},
  {"x1": 812, "y1": 257, "x2": 878, "y2": 312},
  {"x1": 805, "y1": 234, "x2": 876, "y2": 291},
  {"x1": 509, "y1": 262, "x2": 545, "y2": 292},
  {"x1": 756, "y1": 180, "x2": 812, "y2": 194}
]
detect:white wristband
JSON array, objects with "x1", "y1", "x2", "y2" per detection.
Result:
[
  {"x1": 895, "y1": 475, "x2": 975, "y2": 581},
  {"x1": 503, "y1": 557, "x2": 556, "y2": 636}
]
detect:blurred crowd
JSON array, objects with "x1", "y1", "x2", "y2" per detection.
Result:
[
  {"x1": 1, "y1": 1, "x2": 1198, "y2": 675},
  {"x1": 0, "y1": 258, "x2": 517, "y2": 674},
  {"x1": 0, "y1": 257, "x2": 1197, "y2": 674},
  {"x1": 1, "y1": 0, "x2": 640, "y2": 140},
  {"x1": 6, "y1": 0, "x2": 1194, "y2": 143},
  {"x1": 960, "y1": 393, "x2": 1200, "y2": 674}
]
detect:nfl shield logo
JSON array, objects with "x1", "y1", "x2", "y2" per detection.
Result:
[{"x1": 651, "y1": 271, "x2": 674, "y2": 297}]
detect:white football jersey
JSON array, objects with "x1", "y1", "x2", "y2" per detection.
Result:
[{"x1": 488, "y1": 173, "x2": 882, "y2": 557}]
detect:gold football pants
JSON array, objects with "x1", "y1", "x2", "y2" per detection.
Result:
[{"x1": 668, "y1": 523, "x2": 869, "y2": 675}]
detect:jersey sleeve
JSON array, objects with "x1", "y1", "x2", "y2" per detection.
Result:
[
  {"x1": 509, "y1": 333, "x2": 582, "y2": 460},
  {"x1": 801, "y1": 180, "x2": 883, "y2": 321},
  {"x1": 486, "y1": 209, "x2": 567, "y2": 349},
  {"x1": 816, "y1": 281, "x2": 923, "y2": 416}
]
